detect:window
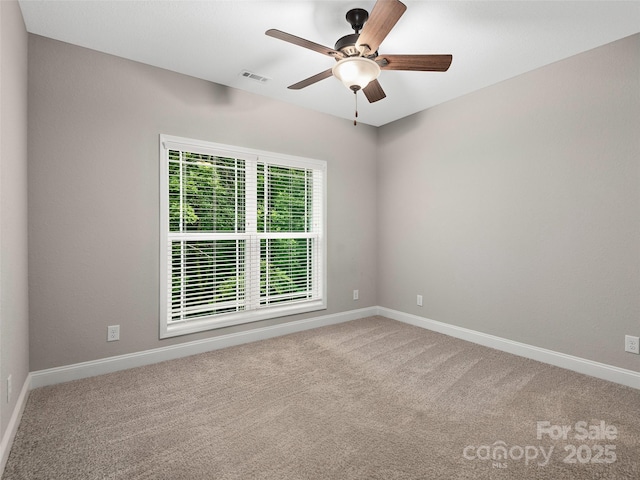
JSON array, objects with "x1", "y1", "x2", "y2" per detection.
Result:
[{"x1": 159, "y1": 135, "x2": 326, "y2": 338}]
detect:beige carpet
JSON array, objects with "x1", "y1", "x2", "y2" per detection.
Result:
[{"x1": 4, "y1": 316, "x2": 640, "y2": 479}]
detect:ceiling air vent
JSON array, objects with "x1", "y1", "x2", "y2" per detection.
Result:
[{"x1": 240, "y1": 70, "x2": 270, "y2": 84}]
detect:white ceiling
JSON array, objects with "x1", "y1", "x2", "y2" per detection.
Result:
[{"x1": 18, "y1": 1, "x2": 640, "y2": 127}]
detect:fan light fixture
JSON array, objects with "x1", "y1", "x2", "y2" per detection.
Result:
[{"x1": 332, "y1": 57, "x2": 380, "y2": 92}]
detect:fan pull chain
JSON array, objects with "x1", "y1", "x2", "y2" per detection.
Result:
[{"x1": 353, "y1": 90, "x2": 358, "y2": 126}]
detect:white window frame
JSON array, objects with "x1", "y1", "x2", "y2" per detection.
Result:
[{"x1": 159, "y1": 134, "x2": 327, "y2": 338}]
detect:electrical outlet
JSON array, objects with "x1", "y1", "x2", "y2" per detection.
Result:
[
  {"x1": 353, "y1": 289, "x2": 359, "y2": 301},
  {"x1": 625, "y1": 335, "x2": 639, "y2": 354},
  {"x1": 107, "y1": 325, "x2": 120, "y2": 342},
  {"x1": 417, "y1": 294, "x2": 423, "y2": 307},
  {"x1": 7, "y1": 375, "x2": 12, "y2": 403}
]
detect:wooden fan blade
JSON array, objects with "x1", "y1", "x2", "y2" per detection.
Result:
[
  {"x1": 266, "y1": 29, "x2": 343, "y2": 58},
  {"x1": 378, "y1": 54, "x2": 453, "y2": 72},
  {"x1": 363, "y1": 79, "x2": 386, "y2": 103},
  {"x1": 356, "y1": 0, "x2": 407, "y2": 55},
  {"x1": 288, "y1": 69, "x2": 334, "y2": 90}
]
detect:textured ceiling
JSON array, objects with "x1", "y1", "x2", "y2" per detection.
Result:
[{"x1": 18, "y1": 0, "x2": 640, "y2": 126}]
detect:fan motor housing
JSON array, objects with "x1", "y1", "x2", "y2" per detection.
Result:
[
  {"x1": 334, "y1": 34, "x2": 360, "y2": 57},
  {"x1": 335, "y1": 33, "x2": 378, "y2": 59}
]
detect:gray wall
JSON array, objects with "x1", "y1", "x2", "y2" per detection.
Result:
[
  {"x1": 0, "y1": 0, "x2": 30, "y2": 435},
  {"x1": 377, "y1": 34, "x2": 640, "y2": 371},
  {"x1": 28, "y1": 35, "x2": 378, "y2": 371}
]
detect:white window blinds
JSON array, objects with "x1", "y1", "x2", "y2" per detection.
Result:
[{"x1": 160, "y1": 135, "x2": 326, "y2": 338}]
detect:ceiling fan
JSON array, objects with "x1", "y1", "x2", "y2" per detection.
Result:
[{"x1": 266, "y1": 0, "x2": 452, "y2": 120}]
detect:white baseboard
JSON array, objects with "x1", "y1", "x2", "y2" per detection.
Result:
[
  {"x1": 377, "y1": 307, "x2": 640, "y2": 390},
  {"x1": 30, "y1": 307, "x2": 378, "y2": 389},
  {"x1": 28, "y1": 305, "x2": 640, "y2": 391},
  {"x1": 0, "y1": 372, "x2": 31, "y2": 474}
]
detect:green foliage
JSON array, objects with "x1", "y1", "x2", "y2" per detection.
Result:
[
  {"x1": 260, "y1": 238, "x2": 311, "y2": 303},
  {"x1": 168, "y1": 151, "x2": 244, "y2": 233},
  {"x1": 170, "y1": 240, "x2": 245, "y2": 319},
  {"x1": 258, "y1": 165, "x2": 312, "y2": 233}
]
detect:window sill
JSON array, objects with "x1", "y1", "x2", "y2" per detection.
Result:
[{"x1": 160, "y1": 299, "x2": 327, "y2": 339}]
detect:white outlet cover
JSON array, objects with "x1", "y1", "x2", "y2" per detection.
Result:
[
  {"x1": 625, "y1": 335, "x2": 639, "y2": 354},
  {"x1": 107, "y1": 325, "x2": 120, "y2": 342}
]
